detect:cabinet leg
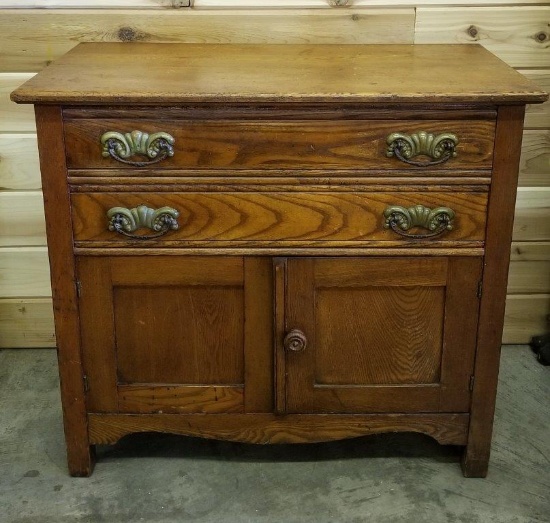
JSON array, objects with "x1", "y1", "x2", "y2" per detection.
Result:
[
  {"x1": 461, "y1": 444, "x2": 489, "y2": 478},
  {"x1": 67, "y1": 443, "x2": 96, "y2": 477}
]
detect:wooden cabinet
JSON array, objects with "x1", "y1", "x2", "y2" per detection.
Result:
[{"x1": 11, "y1": 43, "x2": 547, "y2": 478}]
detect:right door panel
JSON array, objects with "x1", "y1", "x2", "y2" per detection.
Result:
[{"x1": 283, "y1": 257, "x2": 482, "y2": 413}]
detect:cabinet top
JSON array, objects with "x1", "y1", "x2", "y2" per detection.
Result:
[{"x1": 11, "y1": 43, "x2": 547, "y2": 105}]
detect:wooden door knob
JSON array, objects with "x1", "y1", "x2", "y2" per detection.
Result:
[{"x1": 284, "y1": 329, "x2": 307, "y2": 352}]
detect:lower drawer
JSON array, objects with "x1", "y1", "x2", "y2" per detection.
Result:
[{"x1": 71, "y1": 191, "x2": 488, "y2": 246}]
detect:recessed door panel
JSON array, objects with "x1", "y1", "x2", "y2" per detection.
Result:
[
  {"x1": 78, "y1": 256, "x2": 272, "y2": 414},
  {"x1": 283, "y1": 257, "x2": 482, "y2": 414}
]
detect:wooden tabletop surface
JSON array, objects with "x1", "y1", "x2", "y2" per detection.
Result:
[{"x1": 11, "y1": 43, "x2": 548, "y2": 105}]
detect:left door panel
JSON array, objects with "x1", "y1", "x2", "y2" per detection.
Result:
[{"x1": 77, "y1": 256, "x2": 273, "y2": 414}]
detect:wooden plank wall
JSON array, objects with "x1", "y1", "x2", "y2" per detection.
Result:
[{"x1": 0, "y1": 1, "x2": 548, "y2": 347}]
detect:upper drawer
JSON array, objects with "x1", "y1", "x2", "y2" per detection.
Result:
[{"x1": 63, "y1": 119, "x2": 495, "y2": 172}]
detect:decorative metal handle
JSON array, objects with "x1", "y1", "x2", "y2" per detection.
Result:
[
  {"x1": 383, "y1": 205, "x2": 455, "y2": 239},
  {"x1": 107, "y1": 205, "x2": 179, "y2": 240},
  {"x1": 101, "y1": 130, "x2": 175, "y2": 167},
  {"x1": 386, "y1": 131, "x2": 458, "y2": 167},
  {"x1": 284, "y1": 329, "x2": 307, "y2": 353}
]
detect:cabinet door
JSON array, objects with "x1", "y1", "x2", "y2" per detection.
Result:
[
  {"x1": 77, "y1": 256, "x2": 273, "y2": 414},
  {"x1": 282, "y1": 257, "x2": 482, "y2": 413}
]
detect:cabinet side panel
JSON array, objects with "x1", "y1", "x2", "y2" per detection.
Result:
[
  {"x1": 462, "y1": 104, "x2": 526, "y2": 478},
  {"x1": 34, "y1": 105, "x2": 93, "y2": 476}
]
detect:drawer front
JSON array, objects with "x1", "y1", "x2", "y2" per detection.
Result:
[
  {"x1": 64, "y1": 119, "x2": 495, "y2": 171},
  {"x1": 71, "y1": 191, "x2": 488, "y2": 246}
]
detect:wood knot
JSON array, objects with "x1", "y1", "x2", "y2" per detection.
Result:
[
  {"x1": 351, "y1": 14, "x2": 360, "y2": 21},
  {"x1": 118, "y1": 27, "x2": 138, "y2": 42},
  {"x1": 535, "y1": 31, "x2": 548, "y2": 43},
  {"x1": 467, "y1": 25, "x2": 479, "y2": 39}
]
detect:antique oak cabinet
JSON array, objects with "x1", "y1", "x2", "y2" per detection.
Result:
[{"x1": 11, "y1": 43, "x2": 547, "y2": 477}]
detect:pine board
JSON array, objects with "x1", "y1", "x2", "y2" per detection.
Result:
[
  {"x1": 519, "y1": 130, "x2": 550, "y2": 187},
  {"x1": 508, "y1": 261, "x2": 550, "y2": 294},
  {"x1": 194, "y1": 0, "x2": 550, "y2": 6},
  {"x1": 0, "y1": 192, "x2": 46, "y2": 247},
  {"x1": 0, "y1": 73, "x2": 36, "y2": 131},
  {"x1": 510, "y1": 241, "x2": 550, "y2": 262},
  {"x1": 0, "y1": 1, "x2": 188, "y2": 6},
  {"x1": 521, "y1": 70, "x2": 550, "y2": 130},
  {"x1": 415, "y1": 7, "x2": 550, "y2": 68},
  {"x1": 0, "y1": 247, "x2": 51, "y2": 298},
  {"x1": 513, "y1": 188, "x2": 550, "y2": 241},
  {"x1": 503, "y1": 294, "x2": 549, "y2": 344},
  {"x1": 0, "y1": 9, "x2": 415, "y2": 73},
  {"x1": 0, "y1": 134, "x2": 41, "y2": 190},
  {"x1": 0, "y1": 298, "x2": 55, "y2": 348}
]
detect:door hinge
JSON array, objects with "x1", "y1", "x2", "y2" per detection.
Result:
[
  {"x1": 469, "y1": 375, "x2": 475, "y2": 391},
  {"x1": 76, "y1": 280, "x2": 82, "y2": 298},
  {"x1": 476, "y1": 281, "x2": 483, "y2": 299},
  {"x1": 83, "y1": 375, "x2": 89, "y2": 393}
]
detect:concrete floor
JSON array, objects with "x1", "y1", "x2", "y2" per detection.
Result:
[{"x1": 0, "y1": 347, "x2": 548, "y2": 523}]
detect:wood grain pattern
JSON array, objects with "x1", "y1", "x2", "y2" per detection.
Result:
[
  {"x1": 510, "y1": 240, "x2": 550, "y2": 261},
  {"x1": 77, "y1": 256, "x2": 119, "y2": 412},
  {"x1": 521, "y1": 70, "x2": 550, "y2": 129},
  {"x1": 503, "y1": 294, "x2": 550, "y2": 344},
  {"x1": 0, "y1": 298, "x2": 55, "y2": 348},
  {"x1": 518, "y1": 130, "x2": 550, "y2": 186},
  {"x1": 35, "y1": 105, "x2": 94, "y2": 476},
  {"x1": 62, "y1": 106, "x2": 498, "y2": 121},
  {"x1": 462, "y1": 105, "x2": 525, "y2": 478},
  {"x1": 274, "y1": 257, "x2": 287, "y2": 415},
  {"x1": 508, "y1": 259, "x2": 550, "y2": 293},
  {"x1": 513, "y1": 188, "x2": 550, "y2": 240},
  {"x1": 0, "y1": 73, "x2": 35, "y2": 131},
  {"x1": 0, "y1": 191, "x2": 46, "y2": 246},
  {"x1": 243, "y1": 257, "x2": 274, "y2": 413},
  {"x1": 11, "y1": 44, "x2": 545, "y2": 104},
  {"x1": 0, "y1": 1, "x2": 187, "y2": 7},
  {"x1": 68, "y1": 175, "x2": 493, "y2": 186},
  {"x1": 63, "y1": 118, "x2": 496, "y2": 170},
  {"x1": 285, "y1": 257, "x2": 481, "y2": 414},
  {"x1": 415, "y1": 7, "x2": 550, "y2": 68},
  {"x1": 71, "y1": 191, "x2": 488, "y2": 245},
  {"x1": 117, "y1": 385, "x2": 244, "y2": 414},
  {"x1": 88, "y1": 413, "x2": 470, "y2": 446},
  {"x1": 314, "y1": 256, "x2": 448, "y2": 287},
  {"x1": 315, "y1": 286, "x2": 445, "y2": 385},
  {"x1": 1, "y1": 11, "x2": 415, "y2": 73},
  {"x1": 0, "y1": 247, "x2": 51, "y2": 297},
  {"x1": 196, "y1": 0, "x2": 550, "y2": 5},
  {"x1": 0, "y1": 134, "x2": 41, "y2": 190},
  {"x1": 78, "y1": 255, "x2": 275, "y2": 417},
  {"x1": 114, "y1": 285, "x2": 245, "y2": 384}
]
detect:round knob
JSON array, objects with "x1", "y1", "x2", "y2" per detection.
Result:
[{"x1": 284, "y1": 329, "x2": 307, "y2": 352}]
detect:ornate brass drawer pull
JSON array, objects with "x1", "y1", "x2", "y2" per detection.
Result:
[
  {"x1": 383, "y1": 204, "x2": 455, "y2": 239},
  {"x1": 284, "y1": 329, "x2": 308, "y2": 353},
  {"x1": 101, "y1": 130, "x2": 175, "y2": 166},
  {"x1": 107, "y1": 205, "x2": 179, "y2": 240},
  {"x1": 386, "y1": 131, "x2": 458, "y2": 167}
]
